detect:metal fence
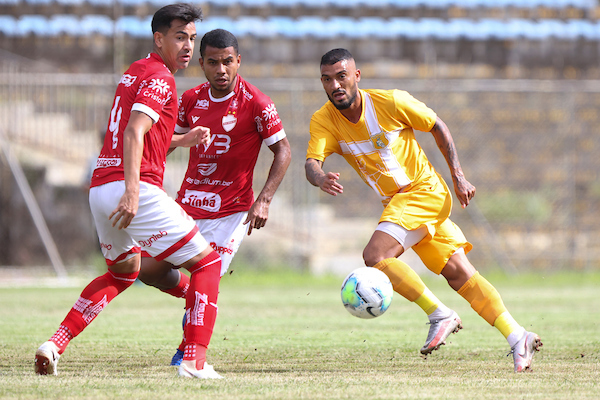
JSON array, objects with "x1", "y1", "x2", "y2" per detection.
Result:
[{"x1": 1, "y1": 72, "x2": 599, "y2": 277}]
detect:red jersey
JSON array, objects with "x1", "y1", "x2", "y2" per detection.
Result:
[
  {"x1": 91, "y1": 53, "x2": 177, "y2": 189},
  {"x1": 175, "y1": 75, "x2": 286, "y2": 219}
]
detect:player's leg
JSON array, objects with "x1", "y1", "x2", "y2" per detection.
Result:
[
  {"x1": 138, "y1": 257, "x2": 189, "y2": 298},
  {"x1": 425, "y1": 219, "x2": 543, "y2": 372},
  {"x1": 174, "y1": 248, "x2": 223, "y2": 379},
  {"x1": 443, "y1": 252, "x2": 542, "y2": 371},
  {"x1": 134, "y1": 187, "x2": 224, "y2": 379},
  {"x1": 169, "y1": 212, "x2": 250, "y2": 366},
  {"x1": 35, "y1": 182, "x2": 141, "y2": 375},
  {"x1": 363, "y1": 224, "x2": 462, "y2": 354}
]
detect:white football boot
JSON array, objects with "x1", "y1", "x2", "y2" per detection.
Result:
[
  {"x1": 178, "y1": 361, "x2": 223, "y2": 379},
  {"x1": 420, "y1": 310, "x2": 463, "y2": 355},
  {"x1": 510, "y1": 331, "x2": 543, "y2": 372},
  {"x1": 34, "y1": 341, "x2": 60, "y2": 376}
]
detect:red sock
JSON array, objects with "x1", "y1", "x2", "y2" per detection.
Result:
[
  {"x1": 50, "y1": 270, "x2": 139, "y2": 354},
  {"x1": 183, "y1": 251, "x2": 221, "y2": 369},
  {"x1": 183, "y1": 343, "x2": 207, "y2": 369},
  {"x1": 160, "y1": 270, "x2": 190, "y2": 298}
]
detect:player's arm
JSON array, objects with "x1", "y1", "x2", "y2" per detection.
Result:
[
  {"x1": 109, "y1": 110, "x2": 153, "y2": 229},
  {"x1": 305, "y1": 158, "x2": 343, "y2": 196},
  {"x1": 244, "y1": 137, "x2": 292, "y2": 235},
  {"x1": 169, "y1": 126, "x2": 211, "y2": 150},
  {"x1": 429, "y1": 116, "x2": 475, "y2": 208}
]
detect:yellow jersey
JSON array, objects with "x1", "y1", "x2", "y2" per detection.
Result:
[{"x1": 307, "y1": 88, "x2": 438, "y2": 205}]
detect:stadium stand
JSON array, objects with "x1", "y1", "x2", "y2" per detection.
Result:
[
  {"x1": 1, "y1": 13, "x2": 598, "y2": 41},
  {"x1": 0, "y1": 0, "x2": 599, "y2": 75}
]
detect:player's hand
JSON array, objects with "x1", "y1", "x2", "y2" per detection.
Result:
[
  {"x1": 178, "y1": 126, "x2": 211, "y2": 148},
  {"x1": 244, "y1": 201, "x2": 268, "y2": 235},
  {"x1": 454, "y1": 176, "x2": 476, "y2": 208},
  {"x1": 319, "y1": 172, "x2": 344, "y2": 196},
  {"x1": 109, "y1": 190, "x2": 139, "y2": 229},
  {"x1": 196, "y1": 126, "x2": 211, "y2": 147}
]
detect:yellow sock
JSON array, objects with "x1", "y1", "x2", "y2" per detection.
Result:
[
  {"x1": 494, "y1": 311, "x2": 523, "y2": 339},
  {"x1": 373, "y1": 258, "x2": 440, "y2": 314},
  {"x1": 415, "y1": 288, "x2": 442, "y2": 316},
  {"x1": 457, "y1": 272, "x2": 507, "y2": 326}
]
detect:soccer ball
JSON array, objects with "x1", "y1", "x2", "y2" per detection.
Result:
[{"x1": 340, "y1": 267, "x2": 393, "y2": 319}]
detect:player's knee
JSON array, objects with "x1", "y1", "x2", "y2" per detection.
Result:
[
  {"x1": 136, "y1": 268, "x2": 156, "y2": 286},
  {"x1": 441, "y1": 253, "x2": 476, "y2": 290},
  {"x1": 362, "y1": 248, "x2": 383, "y2": 268}
]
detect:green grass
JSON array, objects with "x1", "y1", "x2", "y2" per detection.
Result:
[{"x1": 1, "y1": 269, "x2": 599, "y2": 399}]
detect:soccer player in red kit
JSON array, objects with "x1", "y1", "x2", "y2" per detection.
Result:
[
  {"x1": 137, "y1": 29, "x2": 291, "y2": 365},
  {"x1": 34, "y1": 4, "x2": 224, "y2": 379}
]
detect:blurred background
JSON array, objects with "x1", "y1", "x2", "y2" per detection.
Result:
[{"x1": 0, "y1": 0, "x2": 599, "y2": 283}]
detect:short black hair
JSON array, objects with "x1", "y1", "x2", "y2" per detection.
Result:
[
  {"x1": 320, "y1": 48, "x2": 354, "y2": 66},
  {"x1": 151, "y1": 3, "x2": 203, "y2": 35},
  {"x1": 200, "y1": 29, "x2": 239, "y2": 58}
]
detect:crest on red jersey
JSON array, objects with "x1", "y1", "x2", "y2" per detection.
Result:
[{"x1": 222, "y1": 114, "x2": 237, "y2": 132}]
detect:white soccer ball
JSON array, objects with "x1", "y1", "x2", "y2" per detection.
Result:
[{"x1": 340, "y1": 267, "x2": 393, "y2": 319}]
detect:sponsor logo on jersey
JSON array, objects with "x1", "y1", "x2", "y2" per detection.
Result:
[
  {"x1": 254, "y1": 116, "x2": 263, "y2": 133},
  {"x1": 222, "y1": 114, "x2": 237, "y2": 132},
  {"x1": 119, "y1": 74, "x2": 137, "y2": 87},
  {"x1": 142, "y1": 88, "x2": 170, "y2": 106},
  {"x1": 96, "y1": 157, "x2": 122, "y2": 168},
  {"x1": 191, "y1": 116, "x2": 200, "y2": 124},
  {"x1": 197, "y1": 163, "x2": 217, "y2": 176},
  {"x1": 262, "y1": 103, "x2": 281, "y2": 130},
  {"x1": 194, "y1": 99, "x2": 209, "y2": 110},
  {"x1": 148, "y1": 78, "x2": 170, "y2": 95},
  {"x1": 181, "y1": 190, "x2": 222, "y2": 212},
  {"x1": 138, "y1": 230, "x2": 168, "y2": 248},
  {"x1": 241, "y1": 84, "x2": 253, "y2": 100},
  {"x1": 185, "y1": 177, "x2": 233, "y2": 186}
]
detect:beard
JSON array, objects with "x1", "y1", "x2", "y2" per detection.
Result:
[{"x1": 328, "y1": 89, "x2": 357, "y2": 110}]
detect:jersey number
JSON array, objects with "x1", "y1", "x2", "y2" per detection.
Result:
[{"x1": 109, "y1": 96, "x2": 123, "y2": 149}]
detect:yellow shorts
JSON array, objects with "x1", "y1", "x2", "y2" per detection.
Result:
[{"x1": 379, "y1": 173, "x2": 472, "y2": 274}]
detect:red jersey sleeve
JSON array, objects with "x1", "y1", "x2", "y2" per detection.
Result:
[
  {"x1": 249, "y1": 86, "x2": 286, "y2": 146},
  {"x1": 131, "y1": 73, "x2": 176, "y2": 123}
]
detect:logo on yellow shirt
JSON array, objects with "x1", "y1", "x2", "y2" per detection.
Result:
[{"x1": 370, "y1": 132, "x2": 389, "y2": 149}]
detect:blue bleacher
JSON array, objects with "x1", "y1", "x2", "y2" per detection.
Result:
[
  {"x1": 115, "y1": 15, "x2": 150, "y2": 38},
  {"x1": 387, "y1": 17, "x2": 421, "y2": 40},
  {"x1": 81, "y1": 14, "x2": 114, "y2": 36},
  {"x1": 55, "y1": 0, "x2": 85, "y2": 5},
  {"x1": 445, "y1": 18, "x2": 479, "y2": 41},
  {"x1": 0, "y1": 15, "x2": 17, "y2": 35},
  {"x1": 48, "y1": 14, "x2": 81, "y2": 36},
  {"x1": 24, "y1": 0, "x2": 53, "y2": 5},
  {"x1": 86, "y1": 0, "x2": 113, "y2": 6},
  {"x1": 197, "y1": 16, "x2": 236, "y2": 36},
  {"x1": 2, "y1": 13, "x2": 600, "y2": 43},
  {"x1": 235, "y1": 15, "x2": 277, "y2": 38},
  {"x1": 295, "y1": 16, "x2": 329, "y2": 39},
  {"x1": 4, "y1": 0, "x2": 598, "y2": 8},
  {"x1": 264, "y1": 15, "x2": 301, "y2": 39},
  {"x1": 564, "y1": 19, "x2": 600, "y2": 40},
  {"x1": 15, "y1": 15, "x2": 48, "y2": 36}
]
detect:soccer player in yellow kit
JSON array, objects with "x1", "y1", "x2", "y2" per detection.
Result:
[{"x1": 305, "y1": 48, "x2": 542, "y2": 372}]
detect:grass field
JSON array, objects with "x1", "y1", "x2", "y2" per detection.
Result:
[{"x1": 1, "y1": 269, "x2": 599, "y2": 399}]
